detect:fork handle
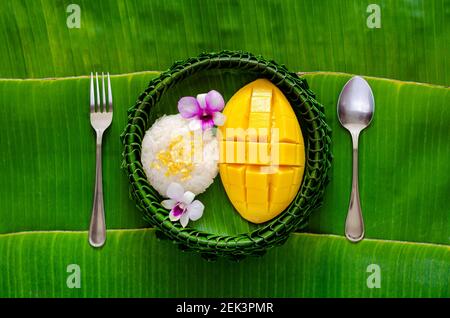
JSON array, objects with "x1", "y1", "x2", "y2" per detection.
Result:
[{"x1": 89, "y1": 132, "x2": 106, "y2": 247}]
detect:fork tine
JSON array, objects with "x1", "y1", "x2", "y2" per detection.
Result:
[
  {"x1": 96, "y1": 72, "x2": 100, "y2": 112},
  {"x1": 102, "y1": 72, "x2": 106, "y2": 113},
  {"x1": 107, "y1": 72, "x2": 113, "y2": 113},
  {"x1": 90, "y1": 72, "x2": 95, "y2": 113}
]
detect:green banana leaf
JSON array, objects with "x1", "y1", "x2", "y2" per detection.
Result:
[
  {"x1": 1, "y1": 72, "x2": 448, "y2": 243},
  {"x1": 0, "y1": 229, "x2": 448, "y2": 297},
  {"x1": 0, "y1": 71, "x2": 448, "y2": 297},
  {"x1": 0, "y1": 0, "x2": 448, "y2": 86},
  {"x1": 0, "y1": 0, "x2": 449, "y2": 298}
]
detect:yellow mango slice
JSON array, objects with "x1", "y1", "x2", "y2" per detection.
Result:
[
  {"x1": 245, "y1": 166, "x2": 270, "y2": 189},
  {"x1": 247, "y1": 187, "x2": 269, "y2": 204},
  {"x1": 270, "y1": 167, "x2": 294, "y2": 188},
  {"x1": 226, "y1": 185, "x2": 246, "y2": 202},
  {"x1": 270, "y1": 186, "x2": 293, "y2": 204},
  {"x1": 226, "y1": 164, "x2": 246, "y2": 185}
]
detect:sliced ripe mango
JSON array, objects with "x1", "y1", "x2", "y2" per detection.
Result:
[{"x1": 219, "y1": 79, "x2": 305, "y2": 224}]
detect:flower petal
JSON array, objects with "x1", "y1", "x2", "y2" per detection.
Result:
[
  {"x1": 196, "y1": 93, "x2": 207, "y2": 109},
  {"x1": 169, "y1": 208, "x2": 182, "y2": 221},
  {"x1": 178, "y1": 96, "x2": 201, "y2": 118},
  {"x1": 179, "y1": 213, "x2": 190, "y2": 228},
  {"x1": 213, "y1": 112, "x2": 226, "y2": 126},
  {"x1": 188, "y1": 119, "x2": 202, "y2": 131},
  {"x1": 166, "y1": 182, "x2": 184, "y2": 201},
  {"x1": 161, "y1": 199, "x2": 176, "y2": 210},
  {"x1": 182, "y1": 191, "x2": 195, "y2": 205},
  {"x1": 187, "y1": 200, "x2": 204, "y2": 221},
  {"x1": 201, "y1": 118, "x2": 215, "y2": 131},
  {"x1": 205, "y1": 90, "x2": 225, "y2": 112}
]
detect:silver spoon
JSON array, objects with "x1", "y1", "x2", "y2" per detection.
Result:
[{"x1": 337, "y1": 76, "x2": 375, "y2": 243}]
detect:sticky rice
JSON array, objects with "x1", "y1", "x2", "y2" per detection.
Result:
[{"x1": 141, "y1": 114, "x2": 219, "y2": 196}]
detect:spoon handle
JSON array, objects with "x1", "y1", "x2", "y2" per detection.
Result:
[{"x1": 345, "y1": 132, "x2": 365, "y2": 242}]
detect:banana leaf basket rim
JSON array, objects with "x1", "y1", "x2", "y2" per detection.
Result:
[{"x1": 121, "y1": 50, "x2": 332, "y2": 260}]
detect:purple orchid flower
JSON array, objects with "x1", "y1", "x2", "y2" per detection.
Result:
[
  {"x1": 177, "y1": 90, "x2": 226, "y2": 131},
  {"x1": 161, "y1": 182, "x2": 204, "y2": 228}
]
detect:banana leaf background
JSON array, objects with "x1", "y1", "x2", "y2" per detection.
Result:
[{"x1": 0, "y1": 0, "x2": 449, "y2": 297}]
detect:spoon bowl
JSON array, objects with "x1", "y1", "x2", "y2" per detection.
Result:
[{"x1": 338, "y1": 76, "x2": 375, "y2": 132}]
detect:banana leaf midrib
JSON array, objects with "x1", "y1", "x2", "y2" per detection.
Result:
[
  {"x1": 1, "y1": 70, "x2": 449, "y2": 90},
  {"x1": 1, "y1": 229, "x2": 448, "y2": 250}
]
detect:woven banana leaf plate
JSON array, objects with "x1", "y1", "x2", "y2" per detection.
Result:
[{"x1": 121, "y1": 51, "x2": 332, "y2": 260}]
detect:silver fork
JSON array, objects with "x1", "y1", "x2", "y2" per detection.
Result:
[{"x1": 89, "y1": 72, "x2": 113, "y2": 247}]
